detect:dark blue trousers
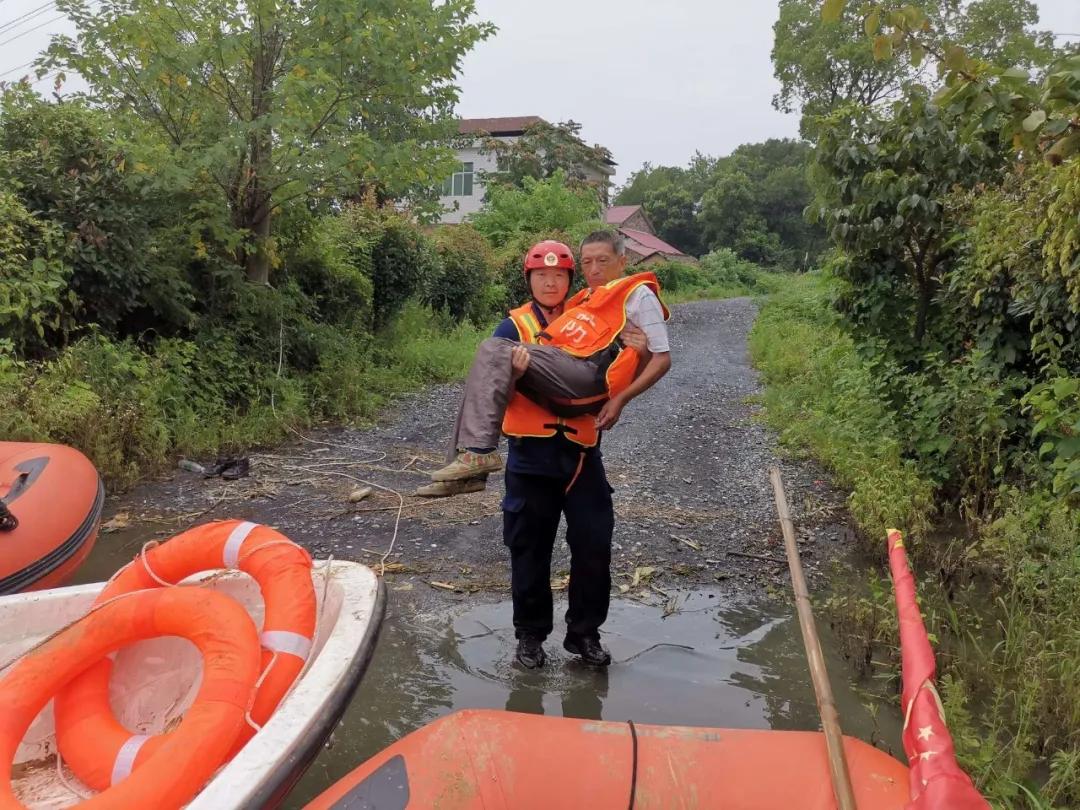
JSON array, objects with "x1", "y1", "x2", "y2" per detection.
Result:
[{"x1": 502, "y1": 454, "x2": 614, "y2": 642}]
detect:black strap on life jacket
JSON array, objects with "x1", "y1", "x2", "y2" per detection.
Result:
[{"x1": 541, "y1": 422, "x2": 579, "y2": 437}]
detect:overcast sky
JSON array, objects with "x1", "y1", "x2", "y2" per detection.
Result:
[
  {"x1": 456, "y1": 0, "x2": 1079, "y2": 183},
  {"x1": 2, "y1": 1, "x2": 1077, "y2": 184}
]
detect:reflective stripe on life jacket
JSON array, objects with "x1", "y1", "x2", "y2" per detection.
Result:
[{"x1": 501, "y1": 304, "x2": 599, "y2": 448}]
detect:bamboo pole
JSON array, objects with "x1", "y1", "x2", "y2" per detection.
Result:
[{"x1": 768, "y1": 466, "x2": 857, "y2": 810}]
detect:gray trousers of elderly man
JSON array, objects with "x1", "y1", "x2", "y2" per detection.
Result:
[{"x1": 449, "y1": 337, "x2": 608, "y2": 455}]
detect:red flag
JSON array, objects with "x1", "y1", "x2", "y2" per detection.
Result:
[{"x1": 887, "y1": 529, "x2": 989, "y2": 810}]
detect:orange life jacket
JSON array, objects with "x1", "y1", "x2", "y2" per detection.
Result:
[
  {"x1": 501, "y1": 304, "x2": 600, "y2": 448},
  {"x1": 538, "y1": 272, "x2": 669, "y2": 409}
]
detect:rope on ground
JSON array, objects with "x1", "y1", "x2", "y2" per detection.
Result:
[
  {"x1": 276, "y1": 426, "x2": 390, "y2": 467},
  {"x1": 627, "y1": 719, "x2": 638, "y2": 810},
  {"x1": 257, "y1": 455, "x2": 427, "y2": 478},
  {"x1": 279, "y1": 464, "x2": 404, "y2": 576}
]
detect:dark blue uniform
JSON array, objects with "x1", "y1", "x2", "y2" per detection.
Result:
[{"x1": 495, "y1": 305, "x2": 615, "y2": 643}]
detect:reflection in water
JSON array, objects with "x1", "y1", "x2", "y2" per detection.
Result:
[
  {"x1": 285, "y1": 591, "x2": 904, "y2": 808},
  {"x1": 504, "y1": 664, "x2": 609, "y2": 720}
]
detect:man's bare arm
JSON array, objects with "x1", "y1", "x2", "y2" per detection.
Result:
[
  {"x1": 596, "y1": 351, "x2": 671, "y2": 430},
  {"x1": 620, "y1": 323, "x2": 652, "y2": 375}
]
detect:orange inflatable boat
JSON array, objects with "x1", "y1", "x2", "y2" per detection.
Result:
[
  {"x1": 0, "y1": 441, "x2": 103, "y2": 595},
  {"x1": 304, "y1": 709, "x2": 910, "y2": 809}
]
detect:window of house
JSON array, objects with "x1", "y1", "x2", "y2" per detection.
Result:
[{"x1": 441, "y1": 162, "x2": 474, "y2": 197}]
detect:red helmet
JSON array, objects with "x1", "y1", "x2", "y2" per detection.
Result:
[{"x1": 523, "y1": 240, "x2": 575, "y2": 279}]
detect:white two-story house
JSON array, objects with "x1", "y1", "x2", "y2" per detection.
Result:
[{"x1": 438, "y1": 116, "x2": 614, "y2": 224}]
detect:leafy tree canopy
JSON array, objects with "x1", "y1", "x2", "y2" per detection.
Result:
[
  {"x1": 478, "y1": 120, "x2": 613, "y2": 196},
  {"x1": 467, "y1": 170, "x2": 602, "y2": 248},
  {"x1": 775, "y1": 0, "x2": 1056, "y2": 136},
  {"x1": 43, "y1": 0, "x2": 494, "y2": 283},
  {"x1": 613, "y1": 139, "x2": 824, "y2": 268}
]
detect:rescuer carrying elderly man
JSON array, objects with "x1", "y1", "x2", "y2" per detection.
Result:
[
  {"x1": 420, "y1": 230, "x2": 672, "y2": 668},
  {"x1": 427, "y1": 230, "x2": 672, "y2": 487}
]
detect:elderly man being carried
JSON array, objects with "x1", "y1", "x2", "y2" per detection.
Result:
[{"x1": 428, "y1": 230, "x2": 672, "y2": 488}]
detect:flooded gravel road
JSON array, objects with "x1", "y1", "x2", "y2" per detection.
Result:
[{"x1": 72, "y1": 298, "x2": 905, "y2": 805}]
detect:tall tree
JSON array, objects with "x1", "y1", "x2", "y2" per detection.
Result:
[
  {"x1": 44, "y1": 0, "x2": 493, "y2": 284},
  {"x1": 468, "y1": 170, "x2": 602, "y2": 249},
  {"x1": 615, "y1": 163, "x2": 687, "y2": 205},
  {"x1": 774, "y1": 0, "x2": 1056, "y2": 136},
  {"x1": 478, "y1": 120, "x2": 613, "y2": 201},
  {"x1": 642, "y1": 184, "x2": 701, "y2": 255},
  {"x1": 810, "y1": 89, "x2": 1006, "y2": 344},
  {"x1": 944, "y1": 0, "x2": 1056, "y2": 70},
  {"x1": 772, "y1": 0, "x2": 911, "y2": 136},
  {"x1": 698, "y1": 139, "x2": 823, "y2": 266}
]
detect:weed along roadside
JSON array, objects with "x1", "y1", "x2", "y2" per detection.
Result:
[{"x1": 751, "y1": 272, "x2": 1080, "y2": 807}]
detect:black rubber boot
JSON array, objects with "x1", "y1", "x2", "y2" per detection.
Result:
[
  {"x1": 563, "y1": 635, "x2": 611, "y2": 666},
  {"x1": 516, "y1": 635, "x2": 547, "y2": 669}
]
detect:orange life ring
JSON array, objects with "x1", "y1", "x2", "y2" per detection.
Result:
[
  {"x1": 0, "y1": 587, "x2": 260, "y2": 809},
  {"x1": 54, "y1": 520, "x2": 316, "y2": 791}
]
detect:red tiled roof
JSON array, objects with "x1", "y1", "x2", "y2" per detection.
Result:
[
  {"x1": 603, "y1": 205, "x2": 642, "y2": 225},
  {"x1": 619, "y1": 227, "x2": 686, "y2": 257},
  {"x1": 457, "y1": 116, "x2": 545, "y2": 136}
]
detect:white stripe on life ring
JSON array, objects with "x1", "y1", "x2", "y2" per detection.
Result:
[
  {"x1": 260, "y1": 630, "x2": 312, "y2": 661},
  {"x1": 222, "y1": 521, "x2": 258, "y2": 568},
  {"x1": 111, "y1": 734, "x2": 150, "y2": 785}
]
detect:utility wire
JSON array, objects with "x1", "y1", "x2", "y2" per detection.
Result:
[
  {"x1": 0, "y1": 1, "x2": 57, "y2": 36},
  {"x1": 33, "y1": 69, "x2": 61, "y2": 87},
  {"x1": 0, "y1": 13, "x2": 66, "y2": 49},
  {"x1": 0, "y1": 59, "x2": 35, "y2": 79}
]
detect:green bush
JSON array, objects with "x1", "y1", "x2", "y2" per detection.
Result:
[
  {"x1": 288, "y1": 213, "x2": 375, "y2": 331},
  {"x1": 1023, "y1": 377, "x2": 1080, "y2": 498},
  {"x1": 0, "y1": 88, "x2": 193, "y2": 337},
  {"x1": 648, "y1": 260, "x2": 706, "y2": 293},
  {"x1": 646, "y1": 252, "x2": 781, "y2": 304},
  {"x1": 426, "y1": 224, "x2": 497, "y2": 323},
  {"x1": 369, "y1": 213, "x2": 438, "y2": 328},
  {"x1": 0, "y1": 299, "x2": 487, "y2": 490},
  {"x1": 469, "y1": 170, "x2": 602, "y2": 248},
  {"x1": 754, "y1": 272, "x2": 1080, "y2": 807},
  {"x1": 749, "y1": 272, "x2": 935, "y2": 541},
  {"x1": 698, "y1": 248, "x2": 762, "y2": 287},
  {"x1": 0, "y1": 192, "x2": 73, "y2": 355}
]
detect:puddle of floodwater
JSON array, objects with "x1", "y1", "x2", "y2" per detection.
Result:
[
  {"x1": 285, "y1": 591, "x2": 905, "y2": 808},
  {"x1": 70, "y1": 526, "x2": 905, "y2": 808}
]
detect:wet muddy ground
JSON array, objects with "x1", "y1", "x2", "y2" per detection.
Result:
[{"x1": 72, "y1": 298, "x2": 904, "y2": 805}]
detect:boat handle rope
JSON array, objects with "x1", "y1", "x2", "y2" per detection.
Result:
[
  {"x1": 626, "y1": 719, "x2": 638, "y2": 810},
  {"x1": 0, "y1": 500, "x2": 17, "y2": 532}
]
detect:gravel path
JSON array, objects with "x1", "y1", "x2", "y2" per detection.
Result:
[{"x1": 103, "y1": 298, "x2": 852, "y2": 604}]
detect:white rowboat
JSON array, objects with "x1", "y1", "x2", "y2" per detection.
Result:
[{"x1": 4, "y1": 560, "x2": 385, "y2": 809}]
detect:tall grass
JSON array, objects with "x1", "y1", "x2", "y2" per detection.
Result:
[
  {"x1": 748, "y1": 272, "x2": 934, "y2": 541},
  {"x1": 750, "y1": 272, "x2": 1080, "y2": 809},
  {"x1": 0, "y1": 302, "x2": 488, "y2": 490}
]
